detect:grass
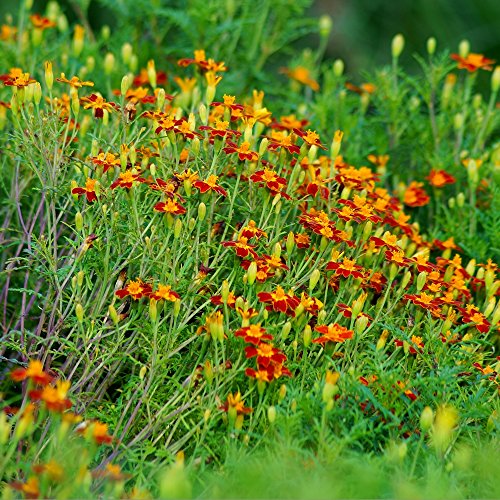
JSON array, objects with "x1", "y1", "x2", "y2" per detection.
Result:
[{"x1": 0, "y1": 1, "x2": 499, "y2": 498}]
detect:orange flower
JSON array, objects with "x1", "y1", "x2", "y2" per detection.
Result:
[
  {"x1": 450, "y1": 53, "x2": 495, "y2": 72},
  {"x1": 267, "y1": 131, "x2": 301, "y2": 155},
  {"x1": 193, "y1": 175, "x2": 228, "y2": 197},
  {"x1": 250, "y1": 169, "x2": 287, "y2": 192},
  {"x1": 257, "y1": 286, "x2": 300, "y2": 315},
  {"x1": 81, "y1": 93, "x2": 119, "y2": 118},
  {"x1": 78, "y1": 421, "x2": 113, "y2": 444},
  {"x1": 294, "y1": 128, "x2": 327, "y2": 150},
  {"x1": 30, "y1": 14, "x2": 56, "y2": 30},
  {"x1": 9, "y1": 477, "x2": 40, "y2": 499},
  {"x1": 271, "y1": 114, "x2": 309, "y2": 131},
  {"x1": 2, "y1": 71, "x2": 36, "y2": 88},
  {"x1": 459, "y1": 305, "x2": 491, "y2": 333},
  {"x1": 72, "y1": 178, "x2": 98, "y2": 203},
  {"x1": 223, "y1": 141, "x2": 259, "y2": 161},
  {"x1": 294, "y1": 232, "x2": 310, "y2": 249},
  {"x1": 240, "y1": 220, "x2": 267, "y2": 240},
  {"x1": 222, "y1": 236, "x2": 258, "y2": 259},
  {"x1": 219, "y1": 392, "x2": 252, "y2": 414},
  {"x1": 10, "y1": 360, "x2": 53, "y2": 385},
  {"x1": 150, "y1": 284, "x2": 180, "y2": 302},
  {"x1": 115, "y1": 279, "x2": 152, "y2": 300},
  {"x1": 154, "y1": 198, "x2": 187, "y2": 215},
  {"x1": 403, "y1": 181, "x2": 430, "y2": 207},
  {"x1": 199, "y1": 120, "x2": 241, "y2": 139},
  {"x1": 234, "y1": 324, "x2": 273, "y2": 345},
  {"x1": 29, "y1": 380, "x2": 72, "y2": 412},
  {"x1": 245, "y1": 342, "x2": 287, "y2": 368},
  {"x1": 0, "y1": 24, "x2": 17, "y2": 41},
  {"x1": 56, "y1": 73, "x2": 94, "y2": 89},
  {"x1": 426, "y1": 169, "x2": 456, "y2": 188},
  {"x1": 345, "y1": 82, "x2": 376, "y2": 94},
  {"x1": 326, "y1": 258, "x2": 366, "y2": 279},
  {"x1": 110, "y1": 170, "x2": 146, "y2": 189},
  {"x1": 313, "y1": 323, "x2": 354, "y2": 344},
  {"x1": 281, "y1": 66, "x2": 319, "y2": 91},
  {"x1": 178, "y1": 50, "x2": 226, "y2": 73}
]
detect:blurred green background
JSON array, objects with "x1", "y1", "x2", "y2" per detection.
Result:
[{"x1": 1, "y1": 0, "x2": 499, "y2": 75}]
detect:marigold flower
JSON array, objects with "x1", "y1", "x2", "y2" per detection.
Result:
[
  {"x1": 110, "y1": 170, "x2": 146, "y2": 189},
  {"x1": 223, "y1": 140, "x2": 259, "y2": 161},
  {"x1": 294, "y1": 232, "x2": 310, "y2": 249},
  {"x1": 326, "y1": 258, "x2": 366, "y2": 279},
  {"x1": 403, "y1": 181, "x2": 430, "y2": 207},
  {"x1": 78, "y1": 421, "x2": 113, "y2": 445},
  {"x1": 294, "y1": 128, "x2": 327, "y2": 150},
  {"x1": 271, "y1": 114, "x2": 309, "y2": 131},
  {"x1": 250, "y1": 169, "x2": 287, "y2": 192},
  {"x1": 29, "y1": 380, "x2": 72, "y2": 412},
  {"x1": 219, "y1": 392, "x2": 252, "y2": 415},
  {"x1": 257, "y1": 286, "x2": 300, "y2": 315},
  {"x1": 385, "y1": 249, "x2": 411, "y2": 267},
  {"x1": 451, "y1": 53, "x2": 495, "y2": 72},
  {"x1": 115, "y1": 279, "x2": 152, "y2": 300},
  {"x1": 150, "y1": 285, "x2": 180, "y2": 302},
  {"x1": 426, "y1": 169, "x2": 456, "y2": 188},
  {"x1": 396, "y1": 380, "x2": 418, "y2": 401},
  {"x1": 81, "y1": 93, "x2": 119, "y2": 118},
  {"x1": 10, "y1": 360, "x2": 53, "y2": 385},
  {"x1": 57, "y1": 73, "x2": 94, "y2": 89},
  {"x1": 72, "y1": 178, "x2": 98, "y2": 203},
  {"x1": 245, "y1": 342, "x2": 287, "y2": 368},
  {"x1": 267, "y1": 131, "x2": 301, "y2": 155},
  {"x1": 9, "y1": 476, "x2": 40, "y2": 499},
  {"x1": 89, "y1": 152, "x2": 121, "y2": 173},
  {"x1": 2, "y1": 71, "x2": 36, "y2": 88},
  {"x1": 154, "y1": 199, "x2": 187, "y2": 215},
  {"x1": 0, "y1": 24, "x2": 17, "y2": 41},
  {"x1": 234, "y1": 324, "x2": 273, "y2": 345},
  {"x1": 459, "y1": 305, "x2": 491, "y2": 333},
  {"x1": 313, "y1": 323, "x2": 354, "y2": 344},
  {"x1": 30, "y1": 14, "x2": 56, "y2": 30},
  {"x1": 178, "y1": 50, "x2": 227, "y2": 73},
  {"x1": 345, "y1": 82, "x2": 376, "y2": 94},
  {"x1": 240, "y1": 220, "x2": 267, "y2": 240},
  {"x1": 199, "y1": 120, "x2": 241, "y2": 139},
  {"x1": 222, "y1": 236, "x2": 258, "y2": 259},
  {"x1": 404, "y1": 292, "x2": 442, "y2": 315},
  {"x1": 281, "y1": 66, "x2": 319, "y2": 91},
  {"x1": 193, "y1": 175, "x2": 228, "y2": 197}
]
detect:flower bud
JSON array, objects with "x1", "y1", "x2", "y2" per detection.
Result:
[
  {"x1": 33, "y1": 82, "x2": 42, "y2": 105},
  {"x1": 267, "y1": 405, "x2": 277, "y2": 424},
  {"x1": 75, "y1": 211, "x2": 83, "y2": 231},
  {"x1": 75, "y1": 303, "x2": 84, "y2": 323},
  {"x1": 319, "y1": 15, "x2": 332, "y2": 38},
  {"x1": 198, "y1": 202, "x2": 206, "y2": 222},
  {"x1": 355, "y1": 315, "x2": 369, "y2": 334},
  {"x1": 416, "y1": 271, "x2": 427, "y2": 292},
  {"x1": 173, "y1": 219, "x2": 183, "y2": 239},
  {"x1": 483, "y1": 297, "x2": 495, "y2": 318},
  {"x1": 333, "y1": 59, "x2": 344, "y2": 77},
  {"x1": 309, "y1": 269, "x2": 321, "y2": 291},
  {"x1": 121, "y1": 42, "x2": 133, "y2": 64},
  {"x1": 44, "y1": 61, "x2": 53, "y2": 90},
  {"x1": 420, "y1": 406, "x2": 434, "y2": 432},
  {"x1": 286, "y1": 232, "x2": 295, "y2": 256},
  {"x1": 330, "y1": 129, "x2": 343, "y2": 158},
  {"x1": 303, "y1": 324, "x2": 312, "y2": 347},
  {"x1": 121, "y1": 74, "x2": 131, "y2": 96},
  {"x1": 376, "y1": 329, "x2": 389, "y2": 350},
  {"x1": 492, "y1": 66, "x2": 500, "y2": 93},
  {"x1": 426, "y1": 37, "x2": 436, "y2": 55},
  {"x1": 149, "y1": 299, "x2": 158, "y2": 322},
  {"x1": 453, "y1": 112, "x2": 464, "y2": 131},
  {"x1": 281, "y1": 321, "x2": 292, "y2": 340},
  {"x1": 279, "y1": 384, "x2": 287, "y2": 401},
  {"x1": 104, "y1": 52, "x2": 115, "y2": 75},
  {"x1": 391, "y1": 34, "x2": 405, "y2": 59},
  {"x1": 109, "y1": 305, "x2": 119, "y2": 325},
  {"x1": 259, "y1": 137, "x2": 269, "y2": 157},
  {"x1": 458, "y1": 39, "x2": 470, "y2": 58},
  {"x1": 456, "y1": 192, "x2": 465, "y2": 207},
  {"x1": 272, "y1": 242, "x2": 281, "y2": 259},
  {"x1": 72, "y1": 24, "x2": 85, "y2": 57},
  {"x1": 432, "y1": 405, "x2": 458, "y2": 454}
]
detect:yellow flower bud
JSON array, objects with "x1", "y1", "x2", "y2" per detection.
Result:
[
  {"x1": 109, "y1": 305, "x2": 119, "y2": 325},
  {"x1": 149, "y1": 299, "x2": 158, "y2": 322},
  {"x1": 333, "y1": 59, "x2": 344, "y2": 77},
  {"x1": 267, "y1": 405, "x2": 277, "y2": 424},
  {"x1": 420, "y1": 406, "x2": 434, "y2": 432},
  {"x1": 121, "y1": 42, "x2": 133, "y2": 64},
  {"x1": 391, "y1": 34, "x2": 405, "y2": 59},
  {"x1": 104, "y1": 52, "x2": 115, "y2": 75},
  {"x1": 376, "y1": 329, "x2": 389, "y2": 351},
  {"x1": 492, "y1": 66, "x2": 500, "y2": 93},
  {"x1": 458, "y1": 39, "x2": 470, "y2": 58},
  {"x1": 75, "y1": 303, "x2": 84, "y2": 323},
  {"x1": 426, "y1": 37, "x2": 436, "y2": 55},
  {"x1": 309, "y1": 269, "x2": 321, "y2": 291}
]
